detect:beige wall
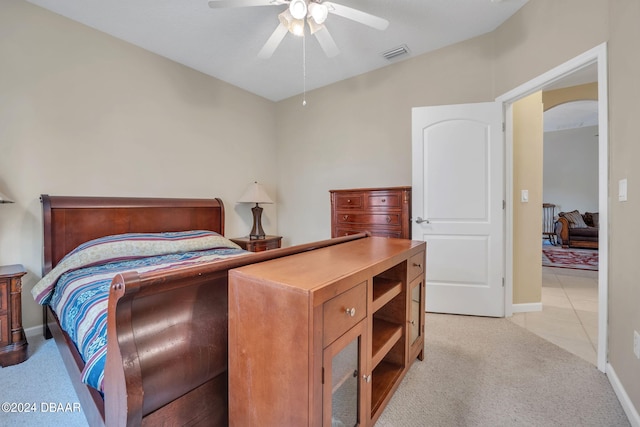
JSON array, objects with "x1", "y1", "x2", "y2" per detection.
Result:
[
  {"x1": 512, "y1": 92, "x2": 544, "y2": 305},
  {"x1": 0, "y1": 0, "x2": 278, "y2": 329}
]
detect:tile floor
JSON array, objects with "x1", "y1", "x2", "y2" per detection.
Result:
[{"x1": 509, "y1": 266, "x2": 599, "y2": 366}]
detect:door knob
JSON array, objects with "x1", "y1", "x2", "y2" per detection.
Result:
[{"x1": 415, "y1": 217, "x2": 430, "y2": 224}]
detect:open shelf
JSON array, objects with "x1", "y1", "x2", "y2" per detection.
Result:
[
  {"x1": 371, "y1": 318, "x2": 403, "y2": 369},
  {"x1": 370, "y1": 360, "x2": 404, "y2": 417},
  {"x1": 372, "y1": 276, "x2": 402, "y2": 313}
]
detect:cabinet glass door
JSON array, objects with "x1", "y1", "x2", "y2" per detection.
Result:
[
  {"x1": 409, "y1": 276, "x2": 425, "y2": 361},
  {"x1": 323, "y1": 321, "x2": 367, "y2": 427}
]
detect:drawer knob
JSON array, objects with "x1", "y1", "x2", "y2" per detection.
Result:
[
  {"x1": 347, "y1": 199, "x2": 351, "y2": 203},
  {"x1": 386, "y1": 216, "x2": 391, "y2": 223},
  {"x1": 345, "y1": 307, "x2": 356, "y2": 317},
  {"x1": 363, "y1": 374, "x2": 371, "y2": 383},
  {"x1": 343, "y1": 215, "x2": 349, "y2": 221},
  {"x1": 413, "y1": 262, "x2": 422, "y2": 269},
  {"x1": 381, "y1": 198, "x2": 386, "y2": 203}
]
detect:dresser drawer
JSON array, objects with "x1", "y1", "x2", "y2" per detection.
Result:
[
  {"x1": 366, "y1": 192, "x2": 402, "y2": 209},
  {"x1": 408, "y1": 252, "x2": 425, "y2": 281},
  {"x1": 334, "y1": 227, "x2": 403, "y2": 239},
  {"x1": 334, "y1": 194, "x2": 364, "y2": 209},
  {"x1": 323, "y1": 281, "x2": 367, "y2": 347},
  {"x1": 0, "y1": 280, "x2": 7, "y2": 312},
  {"x1": 337, "y1": 213, "x2": 401, "y2": 226}
]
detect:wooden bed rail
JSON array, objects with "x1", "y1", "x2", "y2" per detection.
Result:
[{"x1": 104, "y1": 233, "x2": 368, "y2": 426}]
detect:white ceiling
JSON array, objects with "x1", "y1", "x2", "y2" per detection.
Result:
[{"x1": 26, "y1": 0, "x2": 529, "y2": 101}]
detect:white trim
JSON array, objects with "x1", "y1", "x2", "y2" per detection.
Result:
[
  {"x1": 496, "y1": 42, "x2": 609, "y2": 373},
  {"x1": 25, "y1": 324, "x2": 43, "y2": 339},
  {"x1": 511, "y1": 302, "x2": 542, "y2": 313},
  {"x1": 607, "y1": 363, "x2": 640, "y2": 427}
]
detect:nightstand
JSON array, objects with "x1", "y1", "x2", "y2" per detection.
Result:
[
  {"x1": 0, "y1": 264, "x2": 28, "y2": 367},
  {"x1": 230, "y1": 235, "x2": 282, "y2": 252}
]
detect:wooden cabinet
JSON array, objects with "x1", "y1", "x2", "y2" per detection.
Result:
[
  {"x1": 229, "y1": 235, "x2": 282, "y2": 252},
  {"x1": 228, "y1": 237, "x2": 426, "y2": 426},
  {"x1": 330, "y1": 187, "x2": 412, "y2": 239},
  {"x1": 0, "y1": 264, "x2": 28, "y2": 367}
]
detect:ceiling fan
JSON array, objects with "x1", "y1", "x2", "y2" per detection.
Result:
[{"x1": 208, "y1": 0, "x2": 389, "y2": 59}]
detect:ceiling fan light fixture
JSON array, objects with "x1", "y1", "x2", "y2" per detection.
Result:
[
  {"x1": 289, "y1": 0, "x2": 308, "y2": 20},
  {"x1": 307, "y1": 18, "x2": 323, "y2": 35},
  {"x1": 290, "y1": 18, "x2": 305, "y2": 36},
  {"x1": 308, "y1": 2, "x2": 328, "y2": 25}
]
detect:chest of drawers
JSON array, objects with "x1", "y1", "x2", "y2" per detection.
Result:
[{"x1": 330, "y1": 187, "x2": 412, "y2": 239}]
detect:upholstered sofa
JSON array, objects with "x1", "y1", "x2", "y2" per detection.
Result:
[{"x1": 557, "y1": 210, "x2": 599, "y2": 249}]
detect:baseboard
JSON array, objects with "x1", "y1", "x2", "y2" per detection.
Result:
[
  {"x1": 607, "y1": 363, "x2": 640, "y2": 427},
  {"x1": 511, "y1": 302, "x2": 542, "y2": 313},
  {"x1": 24, "y1": 324, "x2": 44, "y2": 339}
]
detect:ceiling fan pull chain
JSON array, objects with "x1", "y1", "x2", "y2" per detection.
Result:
[{"x1": 302, "y1": 30, "x2": 307, "y2": 106}]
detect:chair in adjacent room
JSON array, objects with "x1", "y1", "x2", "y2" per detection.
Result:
[{"x1": 542, "y1": 203, "x2": 557, "y2": 245}]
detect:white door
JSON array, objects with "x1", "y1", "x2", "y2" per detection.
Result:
[{"x1": 412, "y1": 102, "x2": 504, "y2": 317}]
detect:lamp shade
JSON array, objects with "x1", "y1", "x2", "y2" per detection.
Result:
[
  {"x1": 237, "y1": 182, "x2": 274, "y2": 205},
  {"x1": 0, "y1": 191, "x2": 14, "y2": 204}
]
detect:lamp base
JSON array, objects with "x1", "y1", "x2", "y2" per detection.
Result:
[{"x1": 249, "y1": 204, "x2": 266, "y2": 240}]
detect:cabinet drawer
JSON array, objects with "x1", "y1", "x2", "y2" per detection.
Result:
[
  {"x1": 323, "y1": 282, "x2": 367, "y2": 347},
  {"x1": 0, "y1": 280, "x2": 7, "y2": 312},
  {"x1": 408, "y1": 252, "x2": 425, "y2": 281},
  {"x1": 366, "y1": 193, "x2": 402, "y2": 209},
  {"x1": 334, "y1": 194, "x2": 363, "y2": 209},
  {"x1": 337, "y1": 213, "x2": 401, "y2": 226}
]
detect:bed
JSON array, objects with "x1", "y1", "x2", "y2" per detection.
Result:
[{"x1": 37, "y1": 194, "x2": 366, "y2": 426}]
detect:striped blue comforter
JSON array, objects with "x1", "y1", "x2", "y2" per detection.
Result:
[{"x1": 33, "y1": 231, "x2": 249, "y2": 392}]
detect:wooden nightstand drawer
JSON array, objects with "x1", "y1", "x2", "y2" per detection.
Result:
[
  {"x1": 0, "y1": 279, "x2": 7, "y2": 312},
  {"x1": 230, "y1": 236, "x2": 282, "y2": 253},
  {"x1": 323, "y1": 281, "x2": 367, "y2": 347},
  {"x1": 0, "y1": 315, "x2": 7, "y2": 346}
]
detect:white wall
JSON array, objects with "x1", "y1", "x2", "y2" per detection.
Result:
[{"x1": 543, "y1": 125, "x2": 599, "y2": 214}]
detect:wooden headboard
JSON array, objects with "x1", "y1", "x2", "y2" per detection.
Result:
[{"x1": 41, "y1": 195, "x2": 225, "y2": 275}]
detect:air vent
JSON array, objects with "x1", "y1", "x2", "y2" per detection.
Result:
[{"x1": 382, "y1": 45, "x2": 410, "y2": 61}]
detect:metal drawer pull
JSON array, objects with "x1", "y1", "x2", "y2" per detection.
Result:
[
  {"x1": 381, "y1": 198, "x2": 386, "y2": 203},
  {"x1": 413, "y1": 262, "x2": 422, "y2": 269},
  {"x1": 345, "y1": 307, "x2": 356, "y2": 317},
  {"x1": 343, "y1": 215, "x2": 349, "y2": 220},
  {"x1": 386, "y1": 216, "x2": 391, "y2": 223},
  {"x1": 363, "y1": 374, "x2": 371, "y2": 383},
  {"x1": 415, "y1": 217, "x2": 430, "y2": 224},
  {"x1": 347, "y1": 199, "x2": 351, "y2": 203}
]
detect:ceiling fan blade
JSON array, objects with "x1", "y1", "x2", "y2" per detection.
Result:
[
  {"x1": 258, "y1": 23, "x2": 288, "y2": 59},
  {"x1": 208, "y1": 0, "x2": 284, "y2": 9},
  {"x1": 323, "y1": 1, "x2": 389, "y2": 30},
  {"x1": 314, "y1": 26, "x2": 340, "y2": 58}
]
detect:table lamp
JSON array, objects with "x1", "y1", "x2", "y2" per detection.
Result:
[{"x1": 238, "y1": 181, "x2": 274, "y2": 240}]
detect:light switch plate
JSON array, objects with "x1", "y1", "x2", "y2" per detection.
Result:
[
  {"x1": 619, "y1": 179, "x2": 628, "y2": 202},
  {"x1": 521, "y1": 190, "x2": 529, "y2": 203}
]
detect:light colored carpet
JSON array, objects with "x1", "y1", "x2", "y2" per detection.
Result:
[
  {"x1": 378, "y1": 313, "x2": 629, "y2": 426},
  {"x1": 0, "y1": 314, "x2": 630, "y2": 426}
]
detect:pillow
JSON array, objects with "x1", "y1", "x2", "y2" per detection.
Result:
[
  {"x1": 561, "y1": 210, "x2": 588, "y2": 229},
  {"x1": 584, "y1": 212, "x2": 599, "y2": 228},
  {"x1": 32, "y1": 230, "x2": 241, "y2": 304}
]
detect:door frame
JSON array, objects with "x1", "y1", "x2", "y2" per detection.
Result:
[{"x1": 496, "y1": 42, "x2": 608, "y2": 372}]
